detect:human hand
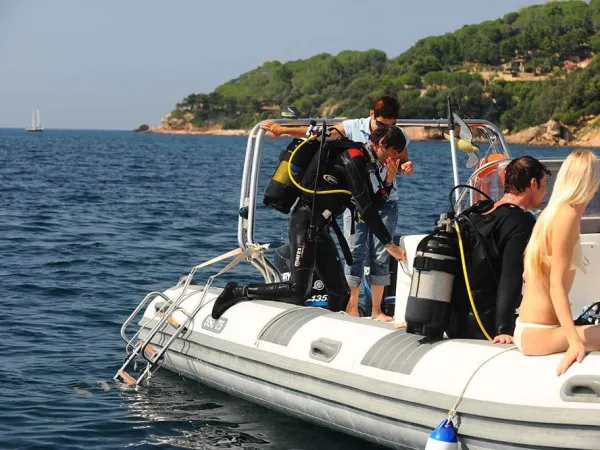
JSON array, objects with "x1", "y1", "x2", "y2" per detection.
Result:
[
  {"x1": 400, "y1": 161, "x2": 414, "y2": 175},
  {"x1": 492, "y1": 334, "x2": 514, "y2": 344},
  {"x1": 386, "y1": 243, "x2": 406, "y2": 261},
  {"x1": 557, "y1": 341, "x2": 586, "y2": 376},
  {"x1": 384, "y1": 157, "x2": 400, "y2": 183},
  {"x1": 260, "y1": 120, "x2": 283, "y2": 137}
]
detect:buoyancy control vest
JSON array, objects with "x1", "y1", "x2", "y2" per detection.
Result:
[
  {"x1": 447, "y1": 202, "x2": 520, "y2": 339},
  {"x1": 404, "y1": 200, "x2": 499, "y2": 340},
  {"x1": 263, "y1": 138, "x2": 321, "y2": 214},
  {"x1": 263, "y1": 137, "x2": 366, "y2": 214}
]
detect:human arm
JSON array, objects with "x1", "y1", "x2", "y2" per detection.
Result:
[
  {"x1": 385, "y1": 242, "x2": 406, "y2": 261},
  {"x1": 340, "y1": 150, "x2": 392, "y2": 247},
  {"x1": 400, "y1": 157, "x2": 413, "y2": 175},
  {"x1": 260, "y1": 120, "x2": 346, "y2": 139},
  {"x1": 384, "y1": 149, "x2": 413, "y2": 185},
  {"x1": 550, "y1": 205, "x2": 585, "y2": 375},
  {"x1": 493, "y1": 231, "x2": 532, "y2": 344},
  {"x1": 260, "y1": 120, "x2": 309, "y2": 139}
]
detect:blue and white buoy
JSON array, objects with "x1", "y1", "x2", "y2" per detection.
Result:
[{"x1": 425, "y1": 418, "x2": 458, "y2": 450}]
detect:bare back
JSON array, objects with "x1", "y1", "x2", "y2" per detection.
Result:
[{"x1": 519, "y1": 204, "x2": 581, "y2": 325}]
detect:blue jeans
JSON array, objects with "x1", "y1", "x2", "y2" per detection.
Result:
[{"x1": 343, "y1": 201, "x2": 398, "y2": 291}]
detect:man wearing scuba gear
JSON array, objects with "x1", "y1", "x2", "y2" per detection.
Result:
[
  {"x1": 448, "y1": 156, "x2": 551, "y2": 344},
  {"x1": 211, "y1": 126, "x2": 407, "y2": 320},
  {"x1": 262, "y1": 96, "x2": 413, "y2": 322}
]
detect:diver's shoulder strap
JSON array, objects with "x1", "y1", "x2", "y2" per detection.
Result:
[
  {"x1": 330, "y1": 219, "x2": 353, "y2": 266},
  {"x1": 326, "y1": 136, "x2": 367, "y2": 154},
  {"x1": 459, "y1": 199, "x2": 495, "y2": 219}
]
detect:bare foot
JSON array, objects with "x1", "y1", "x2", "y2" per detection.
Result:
[
  {"x1": 346, "y1": 306, "x2": 360, "y2": 317},
  {"x1": 373, "y1": 313, "x2": 393, "y2": 322}
]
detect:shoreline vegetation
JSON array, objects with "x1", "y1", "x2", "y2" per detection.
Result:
[
  {"x1": 144, "y1": 2, "x2": 600, "y2": 148},
  {"x1": 147, "y1": 115, "x2": 600, "y2": 147}
]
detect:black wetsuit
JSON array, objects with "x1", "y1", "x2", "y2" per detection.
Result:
[
  {"x1": 212, "y1": 140, "x2": 392, "y2": 319},
  {"x1": 447, "y1": 204, "x2": 536, "y2": 339}
]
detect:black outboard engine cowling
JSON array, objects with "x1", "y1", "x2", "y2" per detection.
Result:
[{"x1": 405, "y1": 217, "x2": 459, "y2": 341}]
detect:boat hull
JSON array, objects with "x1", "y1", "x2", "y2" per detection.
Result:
[{"x1": 136, "y1": 286, "x2": 600, "y2": 450}]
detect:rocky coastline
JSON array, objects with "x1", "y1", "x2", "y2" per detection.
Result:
[
  {"x1": 150, "y1": 125, "x2": 248, "y2": 136},
  {"x1": 146, "y1": 116, "x2": 600, "y2": 147}
]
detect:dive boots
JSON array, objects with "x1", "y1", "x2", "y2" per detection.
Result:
[{"x1": 211, "y1": 282, "x2": 295, "y2": 319}]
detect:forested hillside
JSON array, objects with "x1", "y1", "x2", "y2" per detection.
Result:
[{"x1": 160, "y1": 0, "x2": 600, "y2": 134}]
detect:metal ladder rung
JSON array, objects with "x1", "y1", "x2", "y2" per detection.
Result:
[
  {"x1": 135, "y1": 284, "x2": 214, "y2": 385},
  {"x1": 120, "y1": 291, "x2": 174, "y2": 351},
  {"x1": 164, "y1": 314, "x2": 183, "y2": 331},
  {"x1": 115, "y1": 244, "x2": 270, "y2": 386},
  {"x1": 161, "y1": 309, "x2": 192, "y2": 333},
  {"x1": 142, "y1": 340, "x2": 158, "y2": 359},
  {"x1": 117, "y1": 369, "x2": 137, "y2": 386},
  {"x1": 115, "y1": 296, "x2": 192, "y2": 385}
]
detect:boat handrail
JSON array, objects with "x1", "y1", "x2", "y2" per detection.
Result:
[{"x1": 240, "y1": 118, "x2": 512, "y2": 282}]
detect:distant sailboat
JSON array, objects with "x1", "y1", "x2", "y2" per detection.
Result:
[{"x1": 25, "y1": 108, "x2": 44, "y2": 132}]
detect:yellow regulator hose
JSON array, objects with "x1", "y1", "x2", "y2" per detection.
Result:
[
  {"x1": 287, "y1": 135, "x2": 352, "y2": 196},
  {"x1": 453, "y1": 222, "x2": 493, "y2": 342}
]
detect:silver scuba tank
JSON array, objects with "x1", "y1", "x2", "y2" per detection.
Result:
[{"x1": 405, "y1": 214, "x2": 459, "y2": 340}]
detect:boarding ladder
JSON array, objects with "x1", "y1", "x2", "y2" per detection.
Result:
[{"x1": 114, "y1": 244, "x2": 269, "y2": 386}]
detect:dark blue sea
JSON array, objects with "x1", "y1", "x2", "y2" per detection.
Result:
[{"x1": 0, "y1": 129, "x2": 595, "y2": 450}]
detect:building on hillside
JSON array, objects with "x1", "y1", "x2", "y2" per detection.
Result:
[{"x1": 502, "y1": 58, "x2": 525, "y2": 75}]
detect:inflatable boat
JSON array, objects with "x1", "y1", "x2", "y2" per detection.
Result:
[{"x1": 116, "y1": 116, "x2": 600, "y2": 450}]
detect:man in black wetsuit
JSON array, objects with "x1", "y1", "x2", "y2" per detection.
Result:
[
  {"x1": 447, "y1": 156, "x2": 550, "y2": 343},
  {"x1": 212, "y1": 126, "x2": 407, "y2": 320}
]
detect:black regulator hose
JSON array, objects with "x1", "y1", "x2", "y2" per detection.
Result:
[{"x1": 448, "y1": 184, "x2": 493, "y2": 214}]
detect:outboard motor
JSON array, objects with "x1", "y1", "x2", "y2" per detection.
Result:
[{"x1": 405, "y1": 214, "x2": 459, "y2": 340}]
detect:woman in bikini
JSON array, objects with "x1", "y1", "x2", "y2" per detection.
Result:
[{"x1": 517, "y1": 149, "x2": 600, "y2": 375}]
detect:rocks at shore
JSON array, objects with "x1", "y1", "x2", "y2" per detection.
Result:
[
  {"x1": 505, "y1": 120, "x2": 573, "y2": 146},
  {"x1": 504, "y1": 116, "x2": 600, "y2": 147},
  {"x1": 149, "y1": 112, "x2": 248, "y2": 136},
  {"x1": 133, "y1": 124, "x2": 150, "y2": 133},
  {"x1": 145, "y1": 113, "x2": 600, "y2": 147},
  {"x1": 150, "y1": 125, "x2": 248, "y2": 136}
]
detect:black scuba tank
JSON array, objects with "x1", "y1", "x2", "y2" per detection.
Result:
[
  {"x1": 404, "y1": 217, "x2": 459, "y2": 340},
  {"x1": 263, "y1": 138, "x2": 320, "y2": 214}
]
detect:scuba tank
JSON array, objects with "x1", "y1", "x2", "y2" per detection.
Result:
[
  {"x1": 263, "y1": 137, "x2": 320, "y2": 214},
  {"x1": 405, "y1": 213, "x2": 459, "y2": 341},
  {"x1": 405, "y1": 183, "x2": 498, "y2": 341},
  {"x1": 263, "y1": 130, "x2": 360, "y2": 214}
]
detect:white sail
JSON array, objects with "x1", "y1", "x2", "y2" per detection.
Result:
[{"x1": 25, "y1": 108, "x2": 44, "y2": 132}]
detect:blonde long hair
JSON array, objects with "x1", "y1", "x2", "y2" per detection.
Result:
[{"x1": 523, "y1": 149, "x2": 600, "y2": 283}]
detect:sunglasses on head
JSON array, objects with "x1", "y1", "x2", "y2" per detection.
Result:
[
  {"x1": 375, "y1": 119, "x2": 395, "y2": 128},
  {"x1": 373, "y1": 117, "x2": 396, "y2": 128}
]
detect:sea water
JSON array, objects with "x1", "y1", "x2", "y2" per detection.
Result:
[{"x1": 0, "y1": 128, "x2": 592, "y2": 449}]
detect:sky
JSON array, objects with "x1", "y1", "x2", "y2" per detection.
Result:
[{"x1": 0, "y1": 0, "x2": 550, "y2": 130}]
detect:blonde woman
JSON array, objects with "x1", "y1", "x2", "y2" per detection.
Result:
[{"x1": 517, "y1": 149, "x2": 600, "y2": 375}]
